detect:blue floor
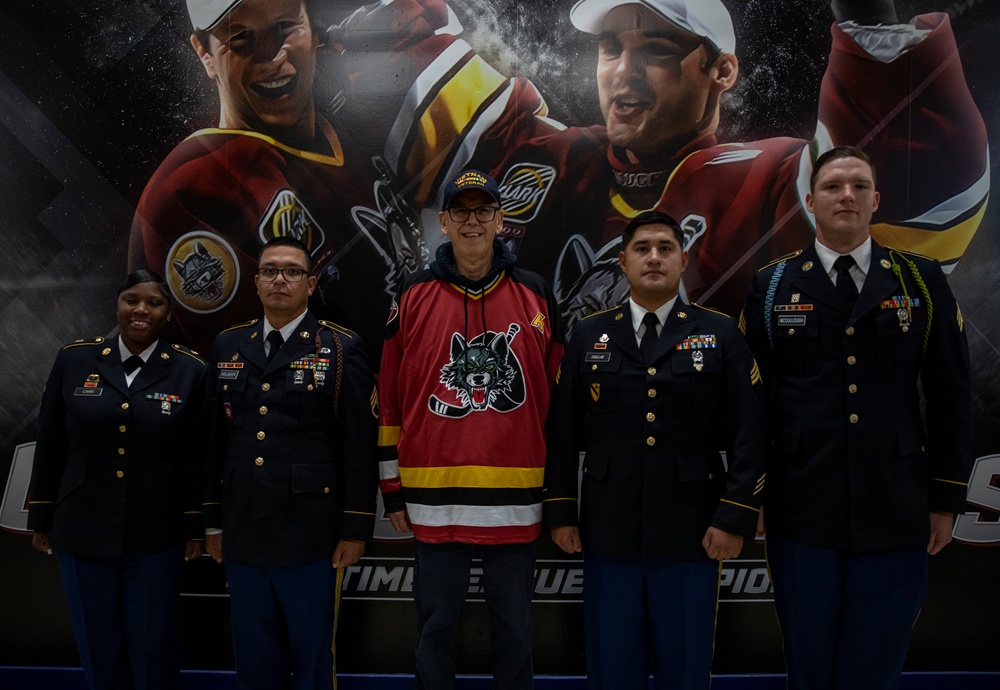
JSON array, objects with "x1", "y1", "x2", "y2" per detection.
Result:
[{"x1": 2, "y1": 668, "x2": 998, "y2": 690}]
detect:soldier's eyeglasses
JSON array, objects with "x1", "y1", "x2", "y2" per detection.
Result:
[
  {"x1": 447, "y1": 206, "x2": 500, "y2": 223},
  {"x1": 257, "y1": 267, "x2": 309, "y2": 283}
]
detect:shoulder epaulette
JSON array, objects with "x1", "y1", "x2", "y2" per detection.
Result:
[
  {"x1": 171, "y1": 343, "x2": 205, "y2": 364},
  {"x1": 580, "y1": 304, "x2": 624, "y2": 322},
  {"x1": 883, "y1": 246, "x2": 933, "y2": 262},
  {"x1": 221, "y1": 318, "x2": 258, "y2": 333},
  {"x1": 692, "y1": 303, "x2": 731, "y2": 318},
  {"x1": 319, "y1": 320, "x2": 358, "y2": 338},
  {"x1": 62, "y1": 336, "x2": 105, "y2": 350},
  {"x1": 757, "y1": 250, "x2": 803, "y2": 272}
]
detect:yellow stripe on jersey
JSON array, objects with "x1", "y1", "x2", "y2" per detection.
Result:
[
  {"x1": 408, "y1": 55, "x2": 508, "y2": 204},
  {"x1": 871, "y1": 200, "x2": 986, "y2": 265},
  {"x1": 378, "y1": 426, "x2": 401, "y2": 447},
  {"x1": 399, "y1": 465, "x2": 544, "y2": 489}
]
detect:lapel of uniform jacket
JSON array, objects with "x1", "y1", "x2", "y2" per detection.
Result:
[
  {"x1": 129, "y1": 340, "x2": 172, "y2": 395},
  {"x1": 606, "y1": 304, "x2": 642, "y2": 363},
  {"x1": 95, "y1": 335, "x2": 131, "y2": 398},
  {"x1": 653, "y1": 298, "x2": 697, "y2": 363},
  {"x1": 266, "y1": 312, "x2": 318, "y2": 376},
  {"x1": 787, "y1": 244, "x2": 848, "y2": 315},
  {"x1": 239, "y1": 321, "x2": 269, "y2": 373},
  {"x1": 851, "y1": 242, "x2": 899, "y2": 324}
]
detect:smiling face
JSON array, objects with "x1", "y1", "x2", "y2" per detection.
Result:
[
  {"x1": 619, "y1": 223, "x2": 688, "y2": 310},
  {"x1": 596, "y1": 6, "x2": 736, "y2": 161},
  {"x1": 191, "y1": 0, "x2": 317, "y2": 141},
  {"x1": 117, "y1": 281, "x2": 171, "y2": 355},
  {"x1": 254, "y1": 244, "x2": 316, "y2": 326},
  {"x1": 807, "y1": 156, "x2": 880, "y2": 252},
  {"x1": 439, "y1": 189, "x2": 504, "y2": 280}
]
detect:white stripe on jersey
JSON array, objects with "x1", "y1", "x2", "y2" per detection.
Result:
[
  {"x1": 406, "y1": 503, "x2": 542, "y2": 528},
  {"x1": 379, "y1": 459, "x2": 400, "y2": 481}
]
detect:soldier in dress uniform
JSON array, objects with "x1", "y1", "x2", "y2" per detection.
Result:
[
  {"x1": 202, "y1": 236, "x2": 379, "y2": 690},
  {"x1": 740, "y1": 146, "x2": 974, "y2": 689},
  {"x1": 545, "y1": 210, "x2": 768, "y2": 690},
  {"x1": 28, "y1": 269, "x2": 206, "y2": 690}
]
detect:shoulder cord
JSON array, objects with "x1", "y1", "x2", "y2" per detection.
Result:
[
  {"x1": 315, "y1": 331, "x2": 345, "y2": 418},
  {"x1": 888, "y1": 250, "x2": 933, "y2": 355},
  {"x1": 764, "y1": 261, "x2": 787, "y2": 351}
]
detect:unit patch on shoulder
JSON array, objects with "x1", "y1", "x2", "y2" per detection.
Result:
[{"x1": 166, "y1": 231, "x2": 240, "y2": 314}]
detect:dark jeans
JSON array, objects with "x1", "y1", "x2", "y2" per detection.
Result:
[{"x1": 413, "y1": 540, "x2": 537, "y2": 690}]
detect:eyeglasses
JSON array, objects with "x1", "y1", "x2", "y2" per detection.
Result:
[
  {"x1": 446, "y1": 206, "x2": 501, "y2": 223},
  {"x1": 257, "y1": 267, "x2": 309, "y2": 283}
]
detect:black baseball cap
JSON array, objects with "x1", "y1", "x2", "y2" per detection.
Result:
[{"x1": 441, "y1": 170, "x2": 502, "y2": 210}]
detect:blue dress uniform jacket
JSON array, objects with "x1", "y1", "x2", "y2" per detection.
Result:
[
  {"x1": 545, "y1": 300, "x2": 768, "y2": 562},
  {"x1": 741, "y1": 242, "x2": 974, "y2": 551},
  {"x1": 203, "y1": 312, "x2": 379, "y2": 567},
  {"x1": 28, "y1": 336, "x2": 206, "y2": 557}
]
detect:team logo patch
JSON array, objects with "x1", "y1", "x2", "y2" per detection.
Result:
[
  {"x1": 166, "y1": 232, "x2": 239, "y2": 314},
  {"x1": 429, "y1": 325, "x2": 526, "y2": 418},
  {"x1": 499, "y1": 163, "x2": 556, "y2": 224},
  {"x1": 258, "y1": 189, "x2": 325, "y2": 253}
]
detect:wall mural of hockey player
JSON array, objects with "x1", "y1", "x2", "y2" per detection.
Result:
[
  {"x1": 128, "y1": 0, "x2": 428, "y2": 359},
  {"x1": 333, "y1": 0, "x2": 989, "y2": 332}
]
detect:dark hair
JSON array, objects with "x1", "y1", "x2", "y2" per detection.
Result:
[
  {"x1": 621, "y1": 210, "x2": 684, "y2": 248},
  {"x1": 117, "y1": 269, "x2": 170, "y2": 299},
  {"x1": 258, "y1": 236, "x2": 313, "y2": 270},
  {"x1": 810, "y1": 146, "x2": 875, "y2": 192}
]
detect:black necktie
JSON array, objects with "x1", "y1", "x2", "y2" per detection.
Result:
[
  {"x1": 640, "y1": 312, "x2": 660, "y2": 362},
  {"x1": 834, "y1": 255, "x2": 859, "y2": 306},
  {"x1": 265, "y1": 330, "x2": 284, "y2": 363},
  {"x1": 123, "y1": 356, "x2": 143, "y2": 375}
]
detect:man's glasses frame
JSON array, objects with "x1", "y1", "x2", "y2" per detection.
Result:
[
  {"x1": 257, "y1": 267, "x2": 309, "y2": 283},
  {"x1": 446, "y1": 205, "x2": 501, "y2": 223}
]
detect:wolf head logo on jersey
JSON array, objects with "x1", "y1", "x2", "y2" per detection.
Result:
[
  {"x1": 429, "y1": 324, "x2": 526, "y2": 418},
  {"x1": 172, "y1": 240, "x2": 226, "y2": 302}
]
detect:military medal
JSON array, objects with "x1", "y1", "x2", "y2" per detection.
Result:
[
  {"x1": 319, "y1": 347, "x2": 331, "y2": 355},
  {"x1": 692, "y1": 350, "x2": 704, "y2": 372},
  {"x1": 599, "y1": 334, "x2": 609, "y2": 342},
  {"x1": 897, "y1": 308, "x2": 910, "y2": 333},
  {"x1": 294, "y1": 369, "x2": 305, "y2": 385},
  {"x1": 791, "y1": 293, "x2": 801, "y2": 303},
  {"x1": 161, "y1": 401, "x2": 171, "y2": 415}
]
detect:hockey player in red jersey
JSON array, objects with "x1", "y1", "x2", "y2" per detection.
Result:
[
  {"x1": 334, "y1": 0, "x2": 989, "y2": 331},
  {"x1": 128, "y1": 0, "x2": 426, "y2": 358}
]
